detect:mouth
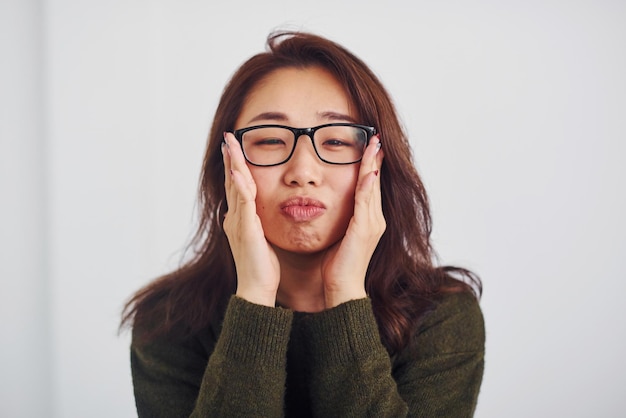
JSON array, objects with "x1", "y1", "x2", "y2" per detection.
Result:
[{"x1": 280, "y1": 197, "x2": 326, "y2": 222}]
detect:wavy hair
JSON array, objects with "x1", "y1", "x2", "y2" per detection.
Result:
[{"x1": 121, "y1": 31, "x2": 480, "y2": 354}]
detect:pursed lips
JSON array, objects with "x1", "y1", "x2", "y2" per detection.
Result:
[{"x1": 280, "y1": 197, "x2": 326, "y2": 222}]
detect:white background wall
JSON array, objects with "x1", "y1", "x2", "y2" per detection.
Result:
[{"x1": 2, "y1": 0, "x2": 625, "y2": 417}]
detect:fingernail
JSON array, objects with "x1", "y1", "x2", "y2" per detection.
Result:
[
  {"x1": 376, "y1": 142, "x2": 382, "y2": 151},
  {"x1": 223, "y1": 132, "x2": 229, "y2": 145}
]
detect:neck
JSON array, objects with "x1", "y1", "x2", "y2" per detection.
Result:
[{"x1": 274, "y1": 246, "x2": 326, "y2": 312}]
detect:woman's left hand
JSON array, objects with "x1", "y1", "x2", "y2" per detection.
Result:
[{"x1": 321, "y1": 135, "x2": 386, "y2": 308}]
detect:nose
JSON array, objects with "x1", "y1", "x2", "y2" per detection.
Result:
[{"x1": 282, "y1": 135, "x2": 323, "y2": 186}]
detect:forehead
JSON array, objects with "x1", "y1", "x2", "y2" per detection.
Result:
[{"x1": 236, "y1": 66, "x2": 357, "y2": 127}]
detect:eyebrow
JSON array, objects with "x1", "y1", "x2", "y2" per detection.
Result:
[
  {"x1": 246, "y1": 111, "x2": 358, "y2": 125},
  {"x1": 247, "y1": 112, "x2": 288, "y2": 124},
  {"x1": 319, "y1": 111, "x2": 358, "y2": 123}
]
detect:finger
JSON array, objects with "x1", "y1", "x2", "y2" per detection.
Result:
[
  {"x1": 222, "y1": 133, "x2": 240, "y2": 214},
  {"x1": 225, "y1": 132, "x2": 257, "y2": 200},
  {"x1": 224, "y1": 133, "x2": 259, "y2": 221},
  {"x1": 369, "y1": 134, "x2": 382, "y2": 172},
  {"x1": 354, "y1": 138, "x2": 385, "y2": 231},
  {"x1": 224, "y1": 133, "x2": 253, "y2": 182},
  {"x1": 357, "y1": 135, "x2": 382, "y2": 192},
  {"x1": 369, "y1": 137, "x2": 384, "y2": 200},
  {"x1": 355, "y1": 135, "x2": 383, "y2": 196},
  {"x1": 359, "y1": 134, "x2": 381, "y2": 176},
  {"x1": 222, "y1": 134, "x2": 232, "y2": 190}
]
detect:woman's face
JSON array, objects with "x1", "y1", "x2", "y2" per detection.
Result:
[{"x1": 234, "y1": 66, "x2": 360, "y2": 254}]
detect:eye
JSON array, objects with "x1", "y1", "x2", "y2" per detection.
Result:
[
  {"x1": 251, "y1": 137, "x2": 286, "y2": 146},
  {"x1": 322, "y1": 138, "x2": 356, "y2": 148}
]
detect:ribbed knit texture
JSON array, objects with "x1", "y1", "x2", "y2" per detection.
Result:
[
  {"x1": 306, "y1": 298, "x2": 383, "y2": 365},
  {"x1": 214, "y1": 296, "x2": 292, "y2": 367},
  {"x1": 131, "y1": 292, "x2": 484, "y2": 417}
]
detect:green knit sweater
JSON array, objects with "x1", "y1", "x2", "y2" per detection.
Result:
[{"x1": 131, "y1": 292, "x2": 484, "y2": 417}]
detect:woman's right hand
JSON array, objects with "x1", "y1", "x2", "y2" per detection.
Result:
[{"x1": 222, "y1": 132, "x2": 280, "y2": 307}]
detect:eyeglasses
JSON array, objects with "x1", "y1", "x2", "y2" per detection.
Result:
[{"x1": 232, "y1": 123, "x2": 377, "y2": 166}]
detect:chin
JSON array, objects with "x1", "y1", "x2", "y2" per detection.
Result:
[
  {"x1": 269, "y1": 229, "x2": 340, "y2": 255},
  {"x1": 272, "y1": 238, "x2": 325, "y2": 255}
]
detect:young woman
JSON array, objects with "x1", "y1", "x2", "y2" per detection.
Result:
[{"x1": 122, "y1": 31, "x2": 484, "y2": 417}]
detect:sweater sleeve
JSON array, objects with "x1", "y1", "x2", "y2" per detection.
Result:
[
  {"x1": 305, "y1": 298, "x2": 408, "y2": 417},
  {"x1": 395, "y1": 292, "x2": 485, "y2": 417},
  {"x1": 304, "y1": 292, "x2": 484, "y2": 418},
  {"x1": 130, "y1": 296, "x2": 293, "y2": 418}
]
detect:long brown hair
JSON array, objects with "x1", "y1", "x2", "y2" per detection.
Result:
[{"x1": 121, "y1": 31, "x2": 480, "y2": 354}]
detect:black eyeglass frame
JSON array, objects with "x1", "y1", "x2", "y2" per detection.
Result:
[{"x1": 232, "y1": 123, "x2": 378, "y2": 167}]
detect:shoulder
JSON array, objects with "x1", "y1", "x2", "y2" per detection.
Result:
[{"x1": 414, "y1": 291, "x2": 484, "y2": 355}]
